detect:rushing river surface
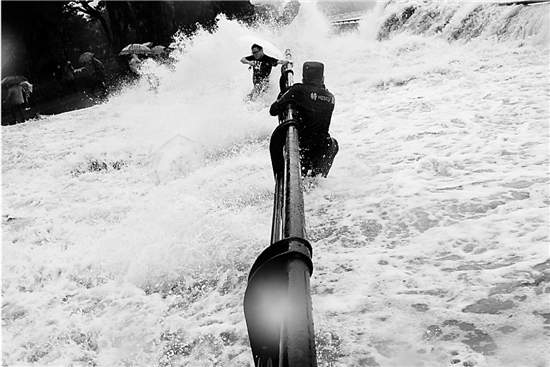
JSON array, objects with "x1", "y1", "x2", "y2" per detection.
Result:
[{"x1": 2, "y1": 1, "x2": 549, "y2": 366}]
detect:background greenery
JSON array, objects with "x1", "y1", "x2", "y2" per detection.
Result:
[{"x1": 1, "y1": 1, "x2": 261, "y2": 83}]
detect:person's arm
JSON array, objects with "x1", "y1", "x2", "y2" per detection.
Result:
[
  {"x1": 269, "y1": 88, "x2": 295, "y2": 116},
  {"x1": 240, "y1": 57, "x2": 255, "y2": 66},
  {"x1": 267, "y1": 56, "x2": 289, "y2": 67}
]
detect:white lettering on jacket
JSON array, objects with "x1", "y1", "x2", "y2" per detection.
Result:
[{"x1": 310, "y1": 92, "x2": 334, "y2": 104}]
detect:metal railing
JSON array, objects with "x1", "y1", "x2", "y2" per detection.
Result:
[
  {"x1": 244, "y1": 49, "x2": 317, "y2": 367},
  {"x1": 329, "y1": 10, "x2": 367, "y2": 24}
]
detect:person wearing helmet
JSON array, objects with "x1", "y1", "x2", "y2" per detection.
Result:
[
  {"x1": 241, "y1": 44, "x2": 290, "y2": 101},
  {"x1": 269, "y1": 61, "x2": 339, "y2": 178}
]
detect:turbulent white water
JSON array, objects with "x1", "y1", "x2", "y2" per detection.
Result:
[{"x1": 2, "y1": 1, "x2": 549, "y2": 366}]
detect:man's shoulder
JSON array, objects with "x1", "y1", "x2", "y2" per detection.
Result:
[
  {"x1": 261, "y1": 55, "x2": 278, "y2": 63},
  {"x1": 281, "y1": 83, "x2": 306, "y2": 96},
  {"x1": 301, "y1": 83, "x2": 333, "y2": 94},
  {"x1": 288, "y1": 83, "x2": 305, "y2": 90},
  {"x1": 303, "y1": 84, "x2": 335, "y2": 104},
  {"x1": 323, "y1": 87, "x2": 334, "y2": 98}
]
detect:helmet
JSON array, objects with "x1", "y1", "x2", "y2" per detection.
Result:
[{"x1": 303, "y1": 61, "x2": 324, "y2": 83}]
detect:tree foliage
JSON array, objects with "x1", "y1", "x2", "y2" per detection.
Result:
[{"x1": 1, "y1": 1, "x2": 256, "y2": 81}]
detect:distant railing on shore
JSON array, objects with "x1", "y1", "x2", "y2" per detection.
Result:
[{"x1": 330, "y1": 10, "x2": 368, "y2": 25}]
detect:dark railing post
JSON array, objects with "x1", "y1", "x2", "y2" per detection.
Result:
[{"x1": 244, "y1": 49, "x2": 317, "y2": 367}]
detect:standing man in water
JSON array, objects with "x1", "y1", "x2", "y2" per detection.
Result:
[
  {"x1": 241, "y1": 43, "x2": 289, "y2": 101},
  {"x1": 269, "y1": 61, "x2": 338, "y2": 178}
]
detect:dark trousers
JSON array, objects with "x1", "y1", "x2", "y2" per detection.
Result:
[
  {"x1": 10, "y1": 103, "x2": 25, "y2": 124},
  {"x1": 300, "y1": 137, "x2": 339, "y2": 178}
]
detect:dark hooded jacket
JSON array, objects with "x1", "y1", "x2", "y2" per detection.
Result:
[{"x1": 269, "y1": 81, "x2": 335, "y2": 146}]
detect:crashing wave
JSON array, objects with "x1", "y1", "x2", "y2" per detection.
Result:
[{"x1": 372, "y1": 0, "x2": 549, "y2": 44}]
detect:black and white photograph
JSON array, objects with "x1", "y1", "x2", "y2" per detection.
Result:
[{"x1": 1, "y1": 0, "x2": 549, "y2": 366}]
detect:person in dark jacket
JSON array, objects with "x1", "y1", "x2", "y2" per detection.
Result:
[
  {"x1": 269, "y1": 61, "x2": 339, "y2": 178},
  {"x1": 85, "y1": 56, "x2": 107, "y2": 99},
  {"x1": 6, "y1": 83, "x2": 26, "y2": 124},
  {"x1": 62, "y1": 61, "x2": 76, "y2": 92},
  {"x1": 241, "y1": 44, "x2": 289, "y2": 100}
]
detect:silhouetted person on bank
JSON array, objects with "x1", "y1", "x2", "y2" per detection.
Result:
[
  {"x1": 85, "y1": 56, "x2": 107, "y2": 99},
  {"x1": 62, "y1": 61, "x2": 76, "y2": 92},
  {"x1": 6, "y1": 83, "x2": 26, "y2": 124},
  {"x1": 20, "y1": 81, "x2": 33, "y2": 110},
  {"x1": 269, "y1": 61, "x2": 338, "y2": 178},
  {"x1": 241, "y1": 44, "x2": 289, "y2": 101},
  {"x1": 128, "y1": 54, "x2": 141, "y2": 77}
]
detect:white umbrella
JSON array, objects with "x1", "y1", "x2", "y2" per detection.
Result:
[
  {"x1": 79, "y1": 52, "x2": 94, "y2": 64},
  {"x1": 236, "y1": 35, "x2": 284, "y2": 59},
  {"x1": 1, "y1": 75, "x2": 28, "y2": 86},
  {"x1": 119, "y1": 44, "x2": 152, "y2": 56},
  {"x1": 148, "y1": 135, "x2": 206, "y2": 184}
]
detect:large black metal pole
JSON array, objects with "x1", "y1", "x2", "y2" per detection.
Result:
[{"x1": 244, "y1": 49, "x2": 317, "y2": 367}]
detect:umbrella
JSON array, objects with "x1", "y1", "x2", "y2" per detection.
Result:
[
  {"x1": 119, "y1": 44, "x2": 152, "y2": 56},
  {"x1": 79, "y1": 52, "x2": 94, "y2": 64},
  {"x1": 236, "y1": 35, "x2": 284, "y2": 59},
  {"x1": 1, "y1": 75, "x2": 28, "y2": 86},
  {"x1": 150, "y1": 45, "x2": 166, "y2": 55},
  {"x1": 148, "y1": 135, "x2": 206, "y2": 185}
]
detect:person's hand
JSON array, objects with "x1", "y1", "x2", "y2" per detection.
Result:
[{"x1": 278, "y1": 59, "x2": 291, "y2": 66}]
